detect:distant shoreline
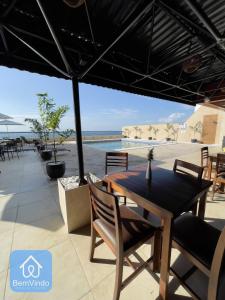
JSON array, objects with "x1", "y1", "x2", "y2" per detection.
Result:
[{"x1": 0, "y1": 131, "x2": 122, "y2": 140}]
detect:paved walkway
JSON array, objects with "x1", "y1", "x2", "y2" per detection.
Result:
[{"x1": 0, "y1": 144, "x2": 224, "y2": 299}]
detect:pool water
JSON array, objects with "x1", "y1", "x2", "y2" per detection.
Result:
[{"x1": 83, "y1": 140, "x2": 163, "y2": 151}]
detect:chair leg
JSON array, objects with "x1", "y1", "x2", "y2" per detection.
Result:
[
  {"x1": 113, "y1": 255, "x2": 123, "y2": 300},
  {"x1": 89, "y1": 225, "x2": 97, "y2": 262},
  {"x1": 212, "y1": 179, "x2": 217, "y2": 200},
  {"x1": 191, "y1": 202, "x2": 198, "y2": 216}
]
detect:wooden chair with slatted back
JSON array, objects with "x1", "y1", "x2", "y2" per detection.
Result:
[
  {"x1": 105, "y1": 152, "x2": 128, "y2": 175},
  {"x1": 87, "y1": 175, "x2": 160, "y2": 300},
  {"x1": 173, "y1": 159, "x2": 204, "y2": 182},
  {"x1": 212, "y1": 153, "x2": 225, "y2": 197},
  {"x1": 201, "y1": 146, "x2": 209, "y2": 178},
  {"x1": 173, "y1": 160, "x2": 204, "y2": 215},
  {"x1": 170, "y1": 213, "x2": 225, "y2": 300}
]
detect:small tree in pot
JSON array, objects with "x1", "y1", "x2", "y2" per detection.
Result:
[
  {"x1": 148, "y1": 125, "x2": 153, "y2": 140},
  {"x1": 43, "y1": 97, "x2": 69, "y2": 179},
  {"x1": 189, "y1": 121, "x2": 202, "y2": 143},
  {"x1": 152, "y1": 127, "x2": 159, "y2": 140}
]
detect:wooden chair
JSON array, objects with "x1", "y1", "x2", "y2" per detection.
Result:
[
  {"x1": 173, "y1": 159, "x2": 203, "y2": 182},
  {"x1": 212, "y1": 153, "x2": 225, "y2": 197},
  {"x1": 87, "y1": 175, "x2": 160, "y2": 300},
  {"x1": 170, "y1": 213, "x2": 225, "y2": 300},
  {"x1": 201, "y1": 146, "x2": 209, "y2": 178},
  {"x1": 201, "y1": 147, "x2": 216, "y2": 179},
  {"x1": 173, "y1": 160, "x2": 204, "y2": 215},
  {"x1": 105, "y1": 152, "x2": 128, "y2": 175}
]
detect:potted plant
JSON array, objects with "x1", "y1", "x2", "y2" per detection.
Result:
[
  {"x1": 134, "y1": 126, "x2": 139, "y2": 139},
  {"x1": 189, "y1": 121, "x2": 202, "y2": 143},
  {"x1": 39, "y1": 95, "x2": 69, "y2": 179},
  {"x1": 171, "y1": 125, "x2": 179, "y2": 141},
  {"x1": 148, "y1": 125, "x2": 153, "y2": 140},
  {"x1": 164, "y1": 123, "x2": 173, "y2": 141},
  {"x1": 24, "y1": 118, "x2": 46, "y2": 152},
  {"x1": 25, "y1": 94, "x2": 51, "y2": 158},
  {"x1": 152, "y1": 127, "x2": 159, "y2": 140}
]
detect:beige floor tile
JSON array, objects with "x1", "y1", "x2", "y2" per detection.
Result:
[
  {"x1": 16, "y1": 198, "x2": 59, "y2": 225},
  {"x1": 15, "y1": 187, "x2": 54, "y2": 207},
  {"x1": 0, "y1": 271, "x2": 7, "y2": 300},
  {"x1": 4, "y1": 270, "x2": 25, "y2": 300},
  {"x1": 0, "y1": 231, "x2": 14, "y2": 273},
  {"x1": 23, "y1": 240, "x2": 90, "y2": 300},
  {"x1": 0, "y1": 207, "x2": 17, "y2": 234},
  {"x1": 70, "y1": 226, "x2": 116, "y2": 288},
  {"x1": 12, "y1": 213, "x2": 67, "y2": 250},
  {"x1": 0, "y1": 194, "x2": 18, "y2": 212},
  {"x1": 80, "y1": 292, "x2": 95, "y2": 300}
]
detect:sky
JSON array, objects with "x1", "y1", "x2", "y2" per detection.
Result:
[{"x1": 0, "y1": 66, "x2": 194, "y2": 132}]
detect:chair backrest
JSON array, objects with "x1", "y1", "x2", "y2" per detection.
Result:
[
  {"x1": 105, "y1": 152, "x2": 128, "y2": 174},
  {"x1": 216, "y1": 153, "x2": 225, "y2": 175},
  {"x1": 87, "y1": 175, "x2": 123, "y2": 251},
  {"x1": 201, "y1": 147, "x2": 209, "y2": 168},
  {"x1": 173, "y1": 159, "x2": 203, "y2": 181},
  {"x1": 208, "y1": 227, "x2": 225, "y2": 300}
]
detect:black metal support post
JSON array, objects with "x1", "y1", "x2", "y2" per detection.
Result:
[{"x1": 72, "y1": 78, "x2": 87, "y2": 185}]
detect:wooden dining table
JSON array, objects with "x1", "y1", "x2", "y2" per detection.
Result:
[{"x1": 105, "y1": 164, "x2": 212, "y2": 300}]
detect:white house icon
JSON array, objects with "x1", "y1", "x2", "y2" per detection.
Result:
[{"x1": 19, "y1": 255, "x2": 43, "y2": 279}]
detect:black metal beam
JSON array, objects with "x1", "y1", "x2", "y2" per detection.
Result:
[
  {"x1": 146, "y1": 2, "x2": 155, "y2": 74},
  {"x1": 78, "y1": 1, "x2": 154, "y2": 80},
  {"x1": 88, "y1": 72, "x2": 193, "y2": 105},
  {"x1": 101, "y1": 58, "x2": 205, "y2": 97},
  {"x1": 157, "y1": 1, "x2": 225, "y2": 67},
  {"x1": 36, "y1": 0, "x2": 73, "y2": 76},
  {"x1": 1, "y1": 0, "x2": 17, "y2": 18},
  {"x1": 3, "y1": 25, "x2": 71, "y2": 78},
  {"x1": 72, "y1": 79, "x2": 86, "y2": 185},
  {"x1": 84, "y1": 0, "x2": 96, "y2": 47},
  {"x1": 185, "y1": 0, "x2": 222, "y2": 42},
  {"x1": 0, "y1": 26, "x2": 8, "y2": 52}
]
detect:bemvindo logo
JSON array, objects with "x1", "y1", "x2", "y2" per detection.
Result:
[{"x1": 10, "y1": 250, "x2": 52, "y2": 292}]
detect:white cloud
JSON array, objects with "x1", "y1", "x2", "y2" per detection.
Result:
[
  {"x1": 159, "y1": 112, "x2": 185, "y2": 123},
  {"x1": 101, "y1": 108, "x2": 138, "y2": 118}
]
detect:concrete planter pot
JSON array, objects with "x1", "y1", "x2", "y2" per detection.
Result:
[
  {"x1": 58, "y1": 174, "x2": 101, "y2": 232},
  {"x1": 41, "y1": 149, "x2": 52, "y2": 160},
  {"x1": 46, "y1": 161, "x2": 65, "y2": 179},
  {"x1": 191, "y1": 138, "x2": 198, "y2": 143}
]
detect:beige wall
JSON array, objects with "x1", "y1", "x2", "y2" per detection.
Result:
[{"x1": 122, "y1": 105, "x2": 225, "y2": 145}]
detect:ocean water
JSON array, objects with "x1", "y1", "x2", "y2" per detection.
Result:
[{"x1": 0, "y1": 131, "x2": 122, "y2": 139}]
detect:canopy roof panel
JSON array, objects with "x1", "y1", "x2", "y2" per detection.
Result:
[{"x1": 1, "y1": 0, "x2": 225, "y2": 106}]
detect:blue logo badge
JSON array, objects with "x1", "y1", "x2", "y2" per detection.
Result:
[{"x1": 10, "y1": 250, "x2": 52, "y2": 292}]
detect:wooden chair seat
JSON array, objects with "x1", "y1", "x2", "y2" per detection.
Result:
[
  {"x1": 94, "y1": 205, "x2": 156, "y2": 253},
  {"x1": 171, "y1": 213, "x2": 225, "y2": 300},
  {"x1": 173, "y1": 213, "x2": 221, "y2": 269}
]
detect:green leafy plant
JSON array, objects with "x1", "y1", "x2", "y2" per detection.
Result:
[
  {"x1": 57, "y1": 129, "x2": 75, "y2": 144},
  {"x1": 24, "y1": 118, "x2": 45, "y2": 141},
  {"x1": 40, "y1": 94, "x2": 69, "y2": 163}
]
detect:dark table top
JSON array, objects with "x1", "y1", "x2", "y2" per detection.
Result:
[{"x1": 107, "y1": 165, "x2": 212, "y2": 217}]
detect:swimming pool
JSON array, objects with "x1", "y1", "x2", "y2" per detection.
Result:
[{"x1": 83, "y1": 139, "x2": 165, "y2": 151}]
